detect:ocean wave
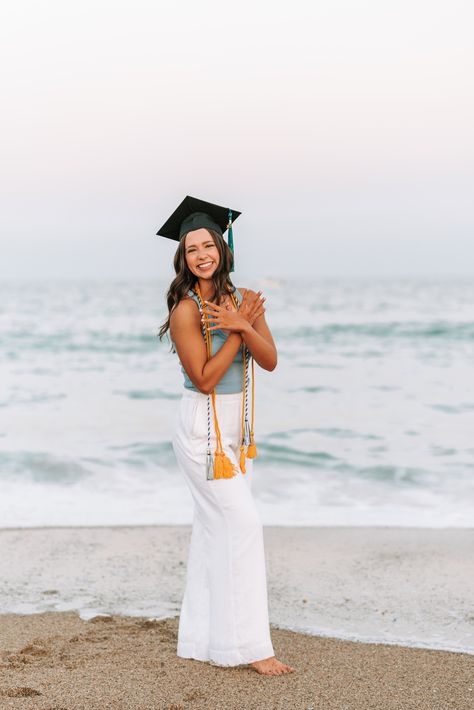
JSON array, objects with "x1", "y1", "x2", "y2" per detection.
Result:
[
  {"x1": 0, "y1": 392, "x2": 66, "y2": 408},
  {"x1": 3, "y1": 331, "x2": 160, "y2": 355},
  {"x1": 292, "y1": 386, "x2": 339, "y2": 393},
  {"x1": 257, "y1": 442, "x2": 338, "y2": 467},
  {"x1": 257, "y1": 445, "x2": 438, "y2": 486},
  {"x1": 268, "y1": 427, "x2": 381, "y2": 440},
  {"x1": 429, "y1": 402, "x2": 474, "y2": 414},
  {"x1": 108, "y1": 441, "x2": 176, "y2": 468},
  {"x1": 114, "y1": 389, "x2": 180, "y2": 400},
  {"x1": 275, "y1": 320, "x2": 474, "y2": 342},
  {"x1": 4, "y1": 319, "x2": 474, "y2": 357},
  {"x1": 0, "y1": 451, "x2": 93, "y2": 483},
  {"x1": 332, "y1": 463, "x2": 438, "y2": 486}
]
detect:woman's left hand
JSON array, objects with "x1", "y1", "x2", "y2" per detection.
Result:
[{"x1": 202, "y1": 299, "x2": 250, "y2": 333}]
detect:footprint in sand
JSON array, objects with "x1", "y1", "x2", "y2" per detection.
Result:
[{"x1": 1, "y1": 686, "x2": 42, "y2": 697}]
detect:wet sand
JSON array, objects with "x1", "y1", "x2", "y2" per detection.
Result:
[{"x1": 0, "y1": 610, "x2": 473, "y2": 710}]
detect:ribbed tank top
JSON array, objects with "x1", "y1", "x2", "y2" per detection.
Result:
[{"x1": 177, "y1": 287, "x2": 245, "y2": 394}]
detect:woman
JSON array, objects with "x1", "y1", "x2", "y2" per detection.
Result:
[{"x1": 158, "y1": 196, "x2": 295, "y2": 675}]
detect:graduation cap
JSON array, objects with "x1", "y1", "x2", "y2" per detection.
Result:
[{"x1": 156, "y1": 195, "x2": 241, "y2": 272}]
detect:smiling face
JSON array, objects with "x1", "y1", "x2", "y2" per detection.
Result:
[{"x1": 184, "y1": 228, "x2": 220, "y2": 279}]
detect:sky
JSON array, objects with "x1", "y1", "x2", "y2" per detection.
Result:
[{"x1": 0, "y1": 0, "x2": 473, "y2": 281}]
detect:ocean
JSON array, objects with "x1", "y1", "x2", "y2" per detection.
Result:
[{"x1": 1, "y1": 276, "x2": 473, "y2": 529}]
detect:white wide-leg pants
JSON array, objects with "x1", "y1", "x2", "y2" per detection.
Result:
[{"x1": 171, "y1": 388, "x2": 275, "y2": 666}]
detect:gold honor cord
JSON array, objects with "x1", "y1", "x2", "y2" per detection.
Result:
[{"x1": 195, "y1": 283, "x2": 257, "y2": 480}]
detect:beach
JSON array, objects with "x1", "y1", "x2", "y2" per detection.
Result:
[
  {"x1": 2, "y1": 0, "x2": 474, "y2": 697},
  {"x1": 0, "y1": 525, "x2": 473, "y2": 709},
  {"x1": 1, "y1": 277, "x2": 474, "y2": 707}
]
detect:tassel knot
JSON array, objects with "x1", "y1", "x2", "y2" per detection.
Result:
[{"x1": 246, "y1": 435, "x2": 257, "y2": 459}]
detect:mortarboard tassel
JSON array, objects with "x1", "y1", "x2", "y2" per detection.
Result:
[{"x1": 227, "y1": 209, "x2": 234, "y2": 273}]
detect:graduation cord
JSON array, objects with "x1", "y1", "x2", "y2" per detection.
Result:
[
  {"x1": 239, "y1": 349, "x2": 249, "y2": 472},
  {"x1": 194, "y1": 282, "x2": 257, "y2": 480},
  {"x1": 205, "y1": 390, "x2": 214, "y2": 480},
  {"x1": 195, "y1": 295, "x2": 214, "y2": 480},
  {"x1": 244, "y1": 348, "x2": 250, "y2": 443},
  {"x1": 238, "y1": 336, "x2": 257, "y2": 468}
]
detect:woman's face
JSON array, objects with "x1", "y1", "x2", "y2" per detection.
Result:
[{"x1": 184, "y1": 228, "x2": 220, "y2": 279}]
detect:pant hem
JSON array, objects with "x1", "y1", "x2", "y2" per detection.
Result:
[{"x1": 177, "y1": 640, "x2": 275, "y2": 667}]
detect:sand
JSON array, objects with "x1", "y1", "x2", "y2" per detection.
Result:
[
  {"x1": 0, "y1": 611, "x2": 473, "y2": 710},
  {"x1": 0, "y1": 525, "x2": 473, "y2": 709}
]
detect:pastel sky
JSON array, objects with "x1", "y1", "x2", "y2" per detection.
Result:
[{"x1": 1, "y1": 0, "x2": 473, "y2": 280}]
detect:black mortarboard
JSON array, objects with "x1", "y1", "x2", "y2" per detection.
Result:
[{"x1": 156, "y1": 195, "x2": 241, "y2": 272}]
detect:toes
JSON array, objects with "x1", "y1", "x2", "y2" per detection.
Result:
[{"x1": 253, "y1": 660, "x2": 297, "y2": 676}]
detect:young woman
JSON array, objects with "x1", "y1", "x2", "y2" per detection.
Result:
[{"x1": 158, "y1": 197, "x2": 295, "y2": 675}]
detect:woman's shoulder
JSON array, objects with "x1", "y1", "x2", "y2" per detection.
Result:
[{"x1": 170, "y1": 292, "x2": 200, "y2": 322}]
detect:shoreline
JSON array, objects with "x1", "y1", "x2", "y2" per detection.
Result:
[{"x1": 0, "y1": 524, "x2": 472, "y2": 656}]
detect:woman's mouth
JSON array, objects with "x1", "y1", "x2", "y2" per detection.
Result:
[{"x1": 197, "y1": 261, "x2": 214, "y2": 271}]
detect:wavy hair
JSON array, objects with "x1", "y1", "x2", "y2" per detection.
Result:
[{"x1": 157, "y1": 228, "x2": 237, "y2": 353}]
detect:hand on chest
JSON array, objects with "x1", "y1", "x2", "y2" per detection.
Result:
[{"x1": 218, "y1": 295, "x2": 237, "y2": 335}]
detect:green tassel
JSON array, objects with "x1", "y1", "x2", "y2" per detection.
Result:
[{"x1": 227, "y1": 208, "x2": 234, "y2": 273}]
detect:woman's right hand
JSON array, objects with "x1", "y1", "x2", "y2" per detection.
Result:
[{"x1": 238, "y1": 289, "x2": 266, "y2": 327}]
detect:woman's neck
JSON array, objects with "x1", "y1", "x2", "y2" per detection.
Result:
[{"x1": 196, "y1": 278, "x2": 216, "y2": 301}]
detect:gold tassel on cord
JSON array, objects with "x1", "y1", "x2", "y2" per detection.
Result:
[
  {"x1": 210, "y1": 389, "x2": 237, "y2": 479},
  {"x1": 247, "y1": 440, "x2": 257, "y2": 458},
  {"x1": 239, "y1": 445, "x2": 247, "y2": 473},
  {"x1": 222, "y1": 452, "x2": 237, "y2": 478}
]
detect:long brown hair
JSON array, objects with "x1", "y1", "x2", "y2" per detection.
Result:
[{"x1": 158, "y1": 228, "x2": 236, "y2": 352}]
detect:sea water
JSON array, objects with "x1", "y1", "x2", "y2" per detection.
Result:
[{"x1": 1, "y1": 276, "x2": 473, "y2": 529}]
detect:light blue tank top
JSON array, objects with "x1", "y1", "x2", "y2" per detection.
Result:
[{"x1": 177, "y1": 288, "x2": 245, "y2": 394}]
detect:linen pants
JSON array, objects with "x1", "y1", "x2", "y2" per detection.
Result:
[{"x1": 171, "y1": 388, "x2": 275, "y2": 666}]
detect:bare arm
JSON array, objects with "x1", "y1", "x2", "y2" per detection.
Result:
[
  {"x1": 238, "y1": 289, "x2": 277, "y2": 371},
  {"x1": 170, "y1": 299, "x2": 243, "y2": 395},
  {"x1": 202, "y1": 287, "x2": 278, "y2": 372}
]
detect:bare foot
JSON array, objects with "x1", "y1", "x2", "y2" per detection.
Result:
[{"x1": 249, "y1": 655, "x2": 296, "y2": 675}]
